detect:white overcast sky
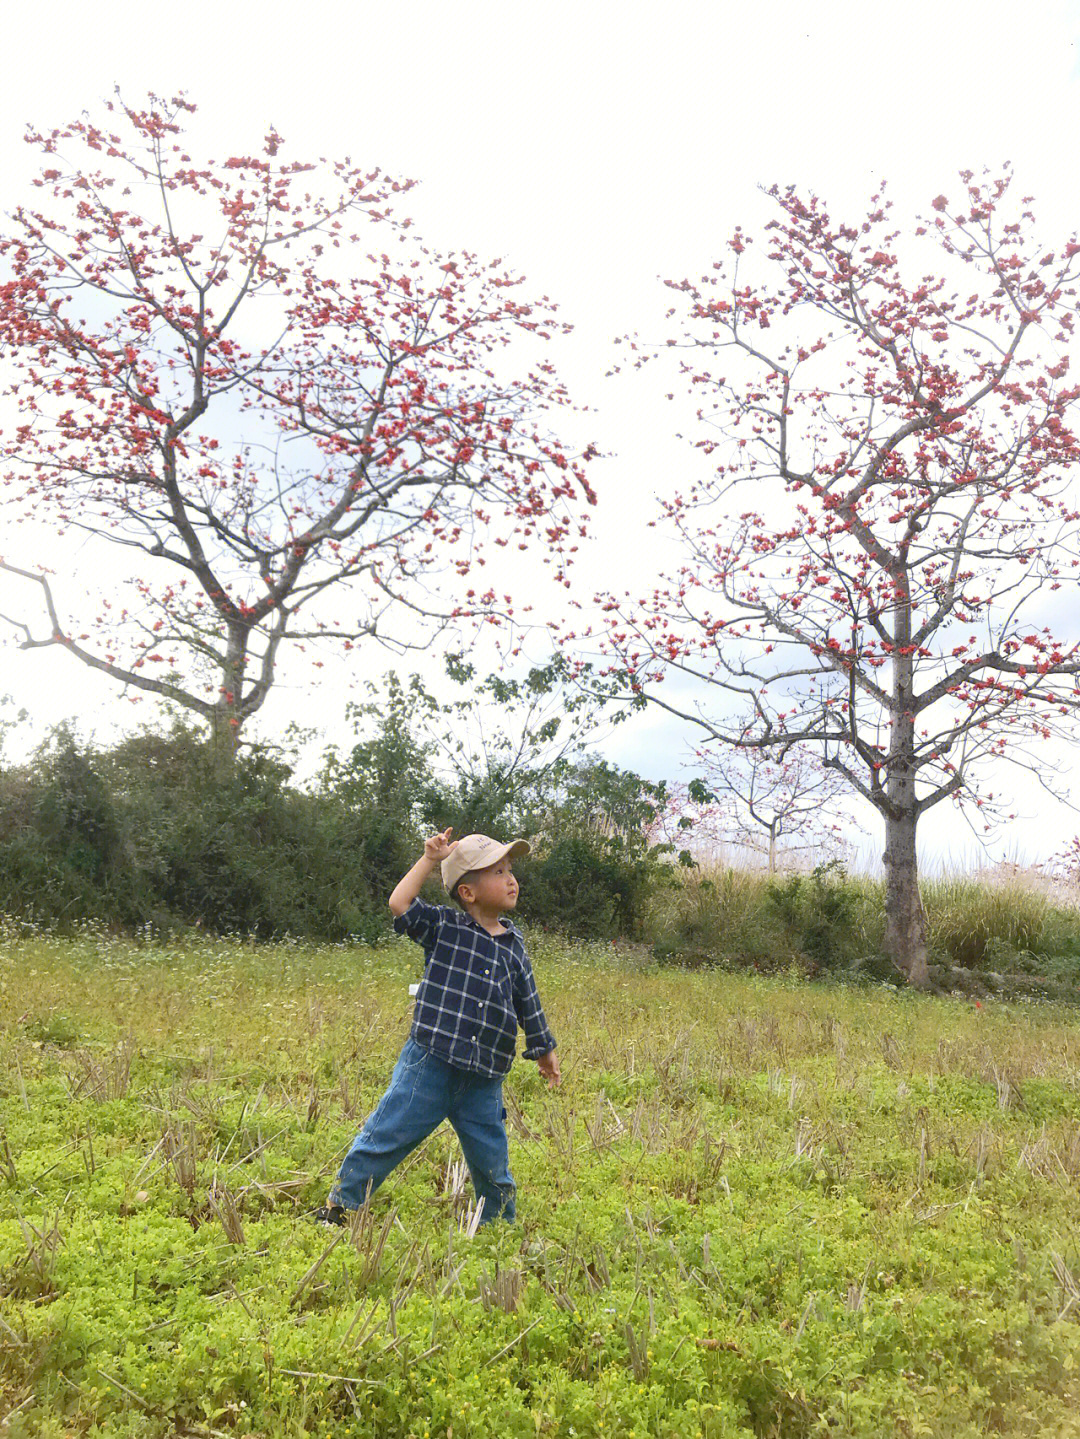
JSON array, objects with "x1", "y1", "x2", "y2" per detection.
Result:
[{"x1": 2, "y1": 0, "x2": 1080, "y2": 869}]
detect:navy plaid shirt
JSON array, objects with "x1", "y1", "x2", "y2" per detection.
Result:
[{"x1": 393, "y1": 898, "x2": 556, "y2": 1078}]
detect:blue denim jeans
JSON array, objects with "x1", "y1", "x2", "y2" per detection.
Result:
[{"x1": 328, "y1": 1037, "x2": 516, "y2": 1223}]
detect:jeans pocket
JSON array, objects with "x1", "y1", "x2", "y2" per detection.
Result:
[{"x1": 400, "y1": 1039, "x2": 427, "y2": 1070}]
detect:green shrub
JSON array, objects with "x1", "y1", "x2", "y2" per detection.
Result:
[
  {"x1": 0, "y1": 728, "x2": 126, "y2": 927},
  {"x1": 0, "y1": 725, "x2": 398, "y2": 941},
  {"x1": 105, "y1": 727, "x2": 403, "y2": 939},
  {"x1": 25, "y1": 1012, "x2": 80, "y2": 1048},
  {"x1": 645, "y1": 862, "x2": 883, "y2": 974},
  {"x1": 519, "y1": 833, "x2": 666, "y2": 939},
  {"x1": 764, "y1": 862, "x2": 874, "y2": 972}
]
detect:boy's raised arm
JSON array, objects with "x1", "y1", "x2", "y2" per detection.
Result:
[{"x1": 389, "y1": 829, "x2": 456, "y2": 916}]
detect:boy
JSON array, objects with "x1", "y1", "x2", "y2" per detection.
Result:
[{"x1": 314, "y1": 828, "x2": 560, "y2": 1227}]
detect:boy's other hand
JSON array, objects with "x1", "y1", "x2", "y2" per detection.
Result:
[
  {"x1": 424, "y1": 828, "x2": 457, "y2": 862},
  {"x1": 537, "y1": 1049, "x2": 561, "y2": 1088}
]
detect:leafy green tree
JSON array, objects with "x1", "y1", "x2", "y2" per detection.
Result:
[
  {"x1": 335, "y1": 661, "x2": 670, "y2": 936},
  {"x1": 518, "y1": 758, "x2": 676, "y2": 937},
  {"x1": 423, "y1": 652, "x2": 603, "y2": 837},
  {"x1": 317, "y1": 674, "x2": 440, "y2": 904}
]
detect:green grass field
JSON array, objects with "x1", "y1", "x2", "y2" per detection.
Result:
[{"x1": 1, "y1": 930, "x2": 1078, "y2": 1438}]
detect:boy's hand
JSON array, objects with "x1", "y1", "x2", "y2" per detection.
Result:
[
  {"x1": 537, "y1": 1049, "x2": 561, "y2": 1088},
  {"x1": 423, "y1": 828, "x2": 457, "y2": 863},
  {"x1": 389, "y1": 831, "x2": 456, "y2": 917}
]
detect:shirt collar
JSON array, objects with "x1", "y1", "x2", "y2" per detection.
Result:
[{"x1": 463, "y1": 911, "x2": 517, "y2": 937}]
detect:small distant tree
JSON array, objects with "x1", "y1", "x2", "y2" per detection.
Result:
[
  {"x1": 317, "y1": 674, "x2": 439, "y2": 903},
  {"x1": 546, "y1": 758, "x2": 666, "y2": 846},
  {"x1": 603, "y1": 171, "x2": 1080, "y2": 986},
  {"x1": 0, "y1": 94, "x2": 595, "y2": 763},
  {"x1": 1050, "y1": 835, "x2": 1080, "y2": 887},
  {"x1": 689, "y1": 743, "x2": 858, "y2": 872},
  {"x1": 643, "y1": 779, "x2": 724, "y2": 858}
]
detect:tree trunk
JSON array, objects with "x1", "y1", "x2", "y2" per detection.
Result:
[
  {"x1": 883, "y1": 572, "x2": 930, "y2": 988},
  {"x1": 882, "y1": 808, "x2": 930, "y2": 988},
  {"x1": 208, "y1": 708, "x2": 241, "y2": 772},
  {"x1": 207, "y1": 624, "x2": 248, "y2": 772}
]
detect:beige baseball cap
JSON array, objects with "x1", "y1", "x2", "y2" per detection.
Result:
[{"x1": 442, "y1": 833, "x2": 531, "y2": 893}]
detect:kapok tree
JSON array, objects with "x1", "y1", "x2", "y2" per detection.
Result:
[
  {"x1": 689, "y1": 744, "x2": 857, "y2": 873},
  {"x1": 0, "y1": 95, "x2": 595, "y2": 760},
  {"x1": 600, "y1": 170, "x2": 1080, "y2": 985}
]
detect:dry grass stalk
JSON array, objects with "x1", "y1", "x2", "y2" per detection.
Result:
[
  {"x1": 845, "y1": 1263, "x2": 871, "y2": 1312},
  {"x1": 461, "y1": 1197, "x2": 485, "y2": 1238},
  {"x1": 337, "y1": 1298, "x2": 383, "y2": 1354},
  {"x1": 625, "y1": 1320, "x2": 649, "y2": 1381},
  {"x1": 1050, "y1": 1251, "x2": 1079, "y2": 1321},
  {"x1": 290, "y1": 1231, "x2": 344, "y2": 1308},
  {"x1": 12, "y1": 1210, "x2": 64, "y2": 1298},
  {"x1": 437, "y1": 1157, "x2": 469, "y2": 1201},
  {"x1": 163, "y1": 1124, "x2": 199, "y2": 1195},
  {"x1": 879, "y1": 1032, "x2": 902, "y2": 1070},
  {"x1": 793, "y1": 1119, "x2": 815, "y2": 1160},
  {"x1": 478, "y1": 1265, "x2": 523, "y2": 1313},
  {"x1": 502, "y1": 1087, "x2": 540, "y2": 1140},
  {"x1": 482, "y1": 1317, "x2": 541, "y2": 1368},
  {"x1": 63, "y1": 1038, "x2": 136, "y2": 1102},
  {"x1": 208, "y1": 1182, "x2": 246, "y2": 1245},
  {"x1": 350, "y1": 1205, "x2": 397, "y2": 1286},
  {"x1": 0, "y1": 1131, "x2": 17, "y2": 1186}
]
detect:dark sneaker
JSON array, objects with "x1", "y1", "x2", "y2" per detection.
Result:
[{"x1": 311, "y1": 1204, "x2": 348, "y2": 1228}]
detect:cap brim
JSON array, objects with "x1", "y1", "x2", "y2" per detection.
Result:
[{"x1": 469, "y1": 838, "x2": 531, "y2": 873}]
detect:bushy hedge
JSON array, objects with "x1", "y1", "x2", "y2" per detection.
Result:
[
  {"x1": 0, "y1": 728, "x2": 381, "y2": 939},
  {"x1": 518, "y1": 833, "x2": 665, "y2": 939},
  {"x1": 0, "y1": 725, "x2": 667, "y2": 942}
]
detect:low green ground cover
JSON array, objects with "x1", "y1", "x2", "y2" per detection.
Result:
[{"x1": 0, "y1": 932, "x2": 1078, "y2": 1437}]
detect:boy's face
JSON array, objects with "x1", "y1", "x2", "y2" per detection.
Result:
[{"x1": 461, "y1": 858, "x2": 519, "y2": 913}]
